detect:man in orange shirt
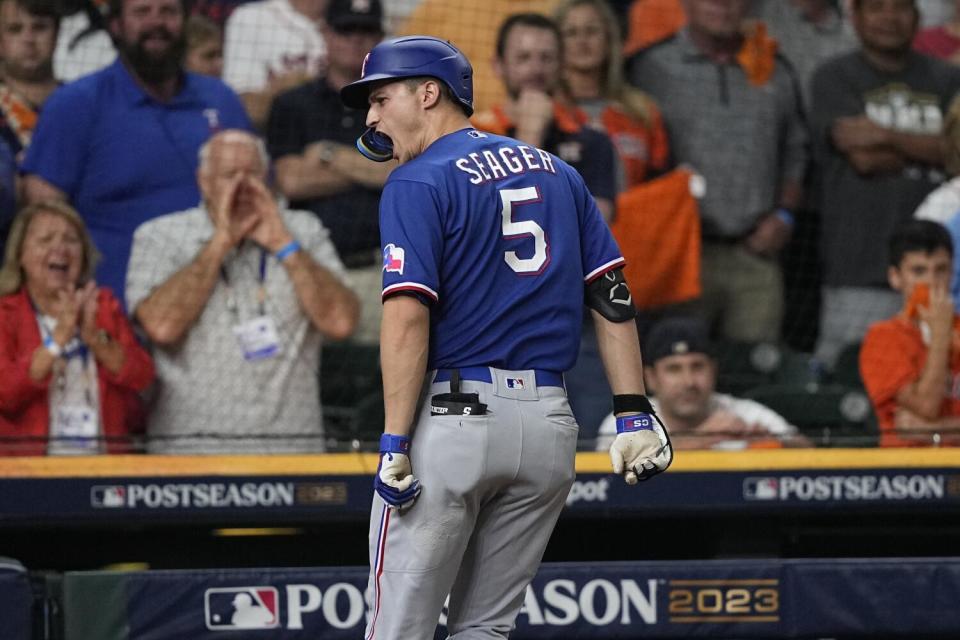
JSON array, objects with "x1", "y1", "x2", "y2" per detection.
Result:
[{"x1": 860, "y1": 219, "x2": 960, "y2": 446}]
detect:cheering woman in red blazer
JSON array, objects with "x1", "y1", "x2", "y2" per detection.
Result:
[{"x1": 0, "y1": 201, "x2": 154, "y2": 455}]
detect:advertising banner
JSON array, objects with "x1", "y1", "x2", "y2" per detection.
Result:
[
  {"x1": 61, "y1": 558, "x2": 960, "y2": 639},
  {"x1": 6, "y1": 467, "x2": 960, "y2": 526}
]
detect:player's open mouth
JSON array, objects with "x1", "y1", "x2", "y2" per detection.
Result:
[{"x1": 47, "y1": 261, "x2": 70, "y2": 273}]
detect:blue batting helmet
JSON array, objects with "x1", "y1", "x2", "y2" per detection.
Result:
[{"x1": 340, "y1": 36, "x2": 474, "y2": 116}]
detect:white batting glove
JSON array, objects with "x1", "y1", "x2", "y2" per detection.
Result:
[
  {"x1": 609, "y1": 413, "x2": 673, "y2": 485},
  {"x1": 375, "y1": 434, "x2": 422, "y2": 510}
]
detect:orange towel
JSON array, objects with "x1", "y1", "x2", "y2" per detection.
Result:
[
  {"x1": 904, "y1": 283, "x2": 960, "y2": 367},
  {"x1": 611, "y1": 168, "x2": 701, "y2": 308},
  {"x1": 736, "y1": 21, "x2": 778, "y2": 87}
]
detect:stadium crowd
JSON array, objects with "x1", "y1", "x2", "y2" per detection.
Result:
[{"x1": 2, "y1": 0, "x2": 960, "y2": 454}]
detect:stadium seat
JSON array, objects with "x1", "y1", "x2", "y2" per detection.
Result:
[
  {"x1": 715, "y1": 341, "x2": 821, "y2": 395},
  {"x1": 352, "y1": 391, "x2": 386, "y2": 445},
  {"x1": 743, "y1": 382, "x2": 879, "y2": 447},
  {"x1": 831, "y1": 342, "x2": 865, "y2": 389},
  {"x1": 320, "y1": 342, "x2": 382, "y2": 450}
]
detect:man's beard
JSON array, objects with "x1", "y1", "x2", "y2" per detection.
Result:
[
  {"x1": 118, "y1": 27, "x2": 186, "y2": 84},
  {"x1": 2, "y1": 60, "x2": 54, "y2": 84}
]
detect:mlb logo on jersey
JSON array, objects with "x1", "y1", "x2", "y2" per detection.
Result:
[
  {"x1": 383, "y1": 243, "x2": 405, "y2": 274},
  {"x1": 205, "y1": 587, "x2": 279, "y2": 630},
  {"x1": 505, "y1": 377, "x2": 525, "y2": 390}
]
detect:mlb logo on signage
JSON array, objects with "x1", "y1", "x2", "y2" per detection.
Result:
[
  {"x1": 506, "y1": 378, "x2": 525, "y2": 390},
  {"x1": 205, "y1": 587, "x2": 279, "y2": 630},
  {"x1": 743, "y1": 477, "x2": 779, "y2": 501},
  {"x1": 91, "y1": 485, "x2": 126, "y2": 508}
]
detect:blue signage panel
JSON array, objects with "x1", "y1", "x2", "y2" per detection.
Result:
[
  {"x1": 4, "y1": 467, "x2": 960, "y2": 526},
  {"x1": 61, "y1": 559, "x2": 960, "y2": 639}
]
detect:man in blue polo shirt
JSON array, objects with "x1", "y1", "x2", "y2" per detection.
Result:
[{"x1": 21, "y1": 0, "x2": 250, "y2": 303}]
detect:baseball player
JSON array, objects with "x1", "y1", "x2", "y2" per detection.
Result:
[{"x1": 340, "y1": 36, "x2": 672, "y2": 640}]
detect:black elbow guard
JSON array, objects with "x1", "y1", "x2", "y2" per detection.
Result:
[{"x1": 585, "y1": 267, "x2": 636, "y2": 322}]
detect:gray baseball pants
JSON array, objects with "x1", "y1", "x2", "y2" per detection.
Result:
[{"x1": 364, "y1": 368, "x2": 578, "y2": 639}]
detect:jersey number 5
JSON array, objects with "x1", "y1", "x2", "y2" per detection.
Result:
[{"x1": 501, "y1": 186, "x2": 549, "y2": 275}]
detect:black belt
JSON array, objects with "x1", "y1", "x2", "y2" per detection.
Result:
[{"x1": 434, "y1": 367, "x2": 564, "y2": 388}]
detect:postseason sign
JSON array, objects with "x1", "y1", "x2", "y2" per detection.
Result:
[
  {"x1": 3, "y1": 452, "x2": 960, "y2": 524},
  {"x1": 61, "y1": 559, "x2": 960, "y2": 639}
]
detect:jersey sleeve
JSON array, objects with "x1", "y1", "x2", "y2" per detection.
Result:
[
  {"x1": 379, "y1": 179, "x2": 444, "y2": 302},
  {"x1": 20, "y1": 85, "x2": 94, "y2": 197},
  {"x1": 573, "y1": 171, "x2": 624, "y2": 282}
]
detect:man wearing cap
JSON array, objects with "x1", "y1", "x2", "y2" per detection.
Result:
[
  {"x1": 598, "y1": 316, "x2": 807, "y2": 450},
  {"x1": 267, "y1": 0, "x2": 389, "y2": 343}
]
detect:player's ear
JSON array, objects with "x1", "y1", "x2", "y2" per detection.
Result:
[
  {"x1": 888, "y1": 264, "x2": 903, "y2": 292},
  {"x1": 421, "y1": 79, "x2": 441, "y2": 110}
]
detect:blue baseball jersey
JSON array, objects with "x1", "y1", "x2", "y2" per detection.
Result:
[{"x1": 380, "y1": 128, "x2": 624, "y2": 373}]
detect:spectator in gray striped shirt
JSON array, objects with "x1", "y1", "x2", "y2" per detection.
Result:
[{"x1": 628, "y1": 0, "x2": 808, "y2": 343}]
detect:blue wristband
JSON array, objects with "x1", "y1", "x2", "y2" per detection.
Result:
[
  {"x1": 774, "y1": 208, "x2": 795, "y2": 228},
  {"x1": 616, "y1": 414, "x2": 655, "y2": 434},
  {"x1": 275, "y1": 240, "x2": 301, "y2": 262},
  {"x1": 380, "y1": 433, "x2": 411, "y2": 454}
]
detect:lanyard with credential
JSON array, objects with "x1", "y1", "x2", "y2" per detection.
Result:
[{"x1": 220, "y1": 249, "x2": 269, "y2": 318}]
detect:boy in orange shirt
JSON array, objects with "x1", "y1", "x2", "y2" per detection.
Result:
[{"x1": 860, "y1": 220, "x2": 960, "y2": 447}]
